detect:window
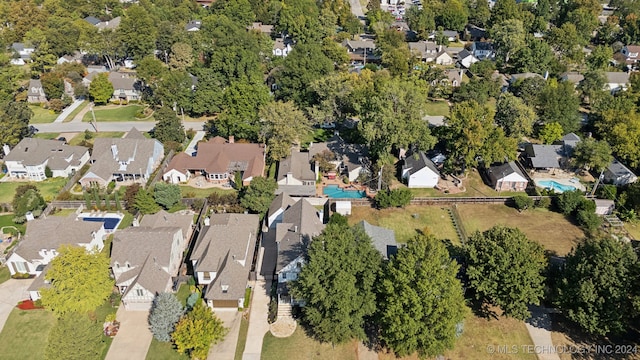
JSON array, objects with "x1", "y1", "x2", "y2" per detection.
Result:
[
  {"x1": 221, "y1": 284, "x2": 229, "y2": 293},
  {"x1": 15, "y1": 262, "x2": 26, "y2": 273},
  {"x1": 282, "y1": 273, "x2": 287, "y2": 280},
  {"x1": 136, "y1": 289, "x2": 144, "y2": 296},
  {"x1": 202, "y1": 272, "x2": 210, "y2": 280}
]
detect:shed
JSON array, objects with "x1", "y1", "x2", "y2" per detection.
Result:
[
  {"x1": 335, "y1": 201, "x2": 352, "y2": 216},
  {"x1": 593, "y1": 199, "x2": 615, "y2": 215}
]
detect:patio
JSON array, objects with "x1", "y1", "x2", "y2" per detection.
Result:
[{"x1": 185, "y1": 175, "x2": 234, "y2": 190}]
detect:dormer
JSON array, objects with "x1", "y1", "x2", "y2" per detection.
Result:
[
  {"x1": 221, "y1": 283, "x2": 229, "y2": 293},
  {"x1": 111, "y1": 144, "x2": 118, "y2": 159}
]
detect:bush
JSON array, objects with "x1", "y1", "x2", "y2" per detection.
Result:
[
  {"x1": 535, "y1": 197, "x2": 551, "y2": 209},
  {"x1": 556, "y1": 190, "x2": 584, "y2": 215},
  {"x1": 56, "y1": 191, "x2": 72, "y2": 201},
  {"x1": 48, "y1": 98, "x2": 65, "y2": 113},
  {"x1": 11, "y1": 272, "x2": 31, "y2": 279},
  {"x1": 596, "y1": 184, "x2": 617, "y2": 200},
  {"x1": 374, "y1": 188, "x2": 413, "y2": 209},
  {"x1": 44, "y1": 166, "x2": 52, "y2": 178},
  {"x1": 513, "y1": 195, "x2": 533, "y2": 211},
  {"x1": 186, "y1": 128, "x2": 196, "y2": 140},
  {"x1": 107, "y1": 181, "x2": 116, "y2": 194},
  {"x1": 577, "y1": 209, "x2": 603, "y2": 233}
]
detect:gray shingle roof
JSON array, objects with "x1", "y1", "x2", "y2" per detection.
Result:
[
  {"x1": 524, "y1": 144, "x2": 562, "y2": 169},
  {"x1": 275, "y1": 199, "x2": 324, "y2": 273},
  {"x1": 123, "y1": 255, "x2": 171, "y2": 297},
  {"x1": 403, "y1": 150, "x2": 440, "y2": 177},
  {"x1": 606, "y1": 159, "x2": 636, "y2": 178},
  {"x1": 204, "y1": 252, "x2": 250, "y2": 302},
  {"x1": 84, "y1": 16, "x2": 100, "y2": 25},
  {"x1": 5, "y1": 138, "x2": 88, "y2": 170},
  {"x1": 357, "y1": 221, "x2": 397, "y2": 260},
  {"x1": 487, "y1": 161, "x2": 527, "y2": 185},
  {"x1": 605, "y1": 71, "x2": 630, "y2": 84},
  {"x1": 140, "y1": 210, "x2": 193, "y2": 239},
  {"x1": 268, "y1": 193, "x2": 297, "y2": 220},
  {"x1": 277, "y1": 150, "x2": 315, "y2": 182},
  {"x1": 111, "y1": 227, "x2": 182, "y2": 269},
  {"x1": 308, "y1": 136, "x2": 367, "y2": 174}
]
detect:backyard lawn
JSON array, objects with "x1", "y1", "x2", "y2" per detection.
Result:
[
  {"x1": 68, "y1": 131, "x2": 125, "y2": 145},
  {"x1": 34, "y1": 132, "x2": 60, "y2": 140},
  {"x1": 456, "y1": 204, "x2": 584, "y2": 256},
  {"x1": 146, "y1": 339, "x2": 188, "y2": 360},
  {"x1": 29, "y1": 105, "x2": 58, "y2": 124},
  {"x1": 82, "y1": 104, "x2": 148, "y2": 122},
  {"x1": 0, "y1": 309, "x2": 57, "y2": 360},
  {"x1": 179, "y1": 185, "x2": 236, "y2": 199},
  {"x1": 262, "y1": 327, "x2": 357, "y2": 360},
  {"x1": 409, "y1": 170, "x2": 526, "y2": 198},
  {"x1": 0, "y1": 177, "x2": 67, "y2": 203},
  {"x1": 347, "y1": 205, "x2": 459, "y2": 243},
  {"x1": 424, "y1": 100, "x2": 450, "y2": 116},
  {"x1": 624, "y1": 220, "x2": 640, "y2": 241},
  {"x1": 0, "y1": 214, "x2": 26, "y2": 235}
]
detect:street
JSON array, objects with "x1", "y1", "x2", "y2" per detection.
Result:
[{"x1": 33, "y1": 121, "x2": 207, "y2": 133}]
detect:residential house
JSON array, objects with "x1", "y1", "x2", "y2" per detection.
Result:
[
  {"x1": 470, "y1": 42, "x2": 495, "y2": 60},
  {"x1": 56, "y1": 53, "x2": 82, "y2": 65},
  {"x1": 357, "y1": 221, "x2": 398, "y2": 260},
  {"x1": 558, "y1": 133, "x2": 580, "y2": 156},
  {"x1": 309, "y1": 136, "x2": 368, "y2": 183},
  {"x1": 445, "y1": 45, "x2": 465, "y2": 57},
  {"x1": 27, "y1": 79, "x2": 47, "y2": 103},
  {"x1": 342, "y1": 39, "x2": 379, "y2": 64},
  {"x1": 11, "y1": 43, "x2": 35, "y2": 65},
  {"x1": 261, "y1": 198, "x2": 325, "y2": 304},
  {"x1": 163, "y1": 136, "x2": 266, "y2": 186},
  {"x1": 3, "y1": 138, "x2": 90, "y2": 181},
  {"x1": 603, "y1": 159, "x2": 638, "y2": 186},
  {"x1": 593, "y1": 199, "x2": 615, "y2": 215},
  {"x1": 276, "y1": 149, "x2": 318, "y2": 197},
  {"x1": 190, "y1": 214, "x2": 259, "y2": 308},
  {"x1": 273, "y1": 38, "x2": 293, "y2": 57},
  {"x1": 492, "y1": 71, "x2": 509, "y2": 91},
  {"x1": 444, "y1": 69, "x2": 463, "y2": 87},
  {"x1": 248, "y1": 22, "x2": 274, "y2": 36},
  {"x1": 621, "y1": 45, "x2": 640, "y2": 69},
  {"x1": 428, "y1": 30, "x2": 459, "y2": 42},
  {"x1": 560, "y1": 72, "x2": 585, "y2": 87},
  {"x1": 108, "y1": 72, "x2": 141, "y2": 102},
  {"x1": 267, "y1": 193, "x2": 298, "y2": 228},
  {"x1": 486, "y1": 161, "x2": 528, "y2": 192},
  {"x1": 409, "y1": 41, "x2": 439, "y2": 62},
  {"x1": 402, "y1": 150, "x2": 441, "y2": 188},
  {"x1": 95, "y1": 17, "x2": 121, "y2": 31},
  {"x1": 82, "y1": 66, "x2": 109, "y2": 87},
  {"x1": 522, "y1": 143, "x2": 564, "y2": 170},
  {"x1": 435, "y1": 51, "x2": 454, "y2": 65},
  {"x1": 185, "y1": 20, "x2": 202, "y2": 32},
  {"x1": 79, "y1": 128, "x2": 164, "y2": 188},
  {"x1": 457, "y1": 49, "x2": 479, "y2": 69},
  {"x1": 604, "y1": 71, "x2": 630, "y2": 93},
  {"x1": 7, "y1": 215, "x2": 107, "y2": 278}
]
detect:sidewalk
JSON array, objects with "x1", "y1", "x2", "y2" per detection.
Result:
[
  {"x1": 105, "y1": 307, "x2": 153, "y2": 360},
  {"x1": 54, "y1": 99, "x2": 84, "y2": 123},
  {"x1": 525, "y1": 306, "x2": 561, "y2": 360}
]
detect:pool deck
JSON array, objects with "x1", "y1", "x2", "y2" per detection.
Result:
[
  {"x1": 319, "y1": 178, "x2": 374, "y2": 198},
  {"x1": 533, "y1": 178, "x2": 585, "y2": 192}
]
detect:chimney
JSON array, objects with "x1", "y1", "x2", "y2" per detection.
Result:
[
  {"x1": 439, "y1": 45, "x2": 442, "y2": 52},
  {"x1": 286, "y1": 172, "x2": 293, "y2": 184},
  {"x1": 204, "y1": 217, "x2": 210, "y2": 226},
  {"x1": 228, "y1": 136, "x2": 234, "y2": 144},
  {"x1": 2, "y1": 144, "x2": 10, "y2": 156},
  {"x1": 294, "y1": 225, "x2": 298, "y2": 233}
]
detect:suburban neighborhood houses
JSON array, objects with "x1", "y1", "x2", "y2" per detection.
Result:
[{"x1": 1, "y1": 0, "x2": 640, "y2": 359}]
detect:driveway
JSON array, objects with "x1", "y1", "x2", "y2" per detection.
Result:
[
  {"x1": 105, "y1": 307, "x2": 153, "y2": 360},
  {"x1": 349, "y1": 0, "x2": 365, "y2": 19},
  {"x1": 208, "y1": 309, "x2": 241, "y2": 360},
  {"x1": 525, "y1": 306, "x2": 560, "y2": 360},
  {"x1": 54, "y1": 99, "x2": 84, "y2": 123},
  {"x1": 0, "y1": 278, "x2": 34, "y2": 332}
]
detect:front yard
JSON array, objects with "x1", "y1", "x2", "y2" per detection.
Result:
[
  {"x1": 0, "y1": 309, "x2": 57, "y2": 360},
  {"x1": 29, "y1": 105, "x2": 58, "y2": 124},
  {"x1": 146, "y1": 339, "x2": 188, "y2": 360},
  {"x1": 262, "y1": 327, "x2": 357, "y2": 360},
  {"x1": 68, "y1": 131, "x2": 125, "y2": 146},
  {"x1": 82, "y1": 104, "x2": 149, "y2": 122},
  {"x1": 0, "y1": 177, "x2": 67, "y2": 203}
]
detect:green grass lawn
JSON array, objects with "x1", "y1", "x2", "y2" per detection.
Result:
[
  {"x1": 117, "y1": 211, "x2": 134, "y2": 230},
  {"x1": 347, "y1": 205, "x2": 459, "y2": 244},
  {"x1": 0, "y1": 215, "x2": 26, "y2": 235},
  {"x1": 34, "y1": 132, "x2": 61, "y2": 140},
  {"x1": 179, "y1": 186, "x2": 237, "y2": 199},
  {"x1": 50, "y1": 209, "x2": 77, "y2": 217},
  {"x1": 63, "y1": 100, "x2": 88, "y2": 122},
  {"x1": 68, "y1": 131, "x2": 125, "y2": 146},
  {"x1": 409, "y1": 170, "x2": 525, "y2": 198},
  {"x1": 0, "y1": 177, "x2": 67, "y2": 203},
  {"x1": 624, "y1": 220, "x2": 640, "y2": 240},
  {"x1": 424, "y1": 100, "x2": 450, "y2": 116},
  {"x1": 82, "y1": 105, "x2": 148, "y2": 122},
  {"x1": 29, "y1": 105, "x2": 58, "y2": 124},
  {"x1": 0, "y1": 309, "x2": 57, "y2": 360},
  {"x1": 0, "y1": 266, "x2": 11, "y2": 285},
  {"x1": 234, "y1": 317, "x2": 249, "y2": 360},
  {"x1": 146, "y1": 339, "x2": 188, "y2": 360},
  {"x1": 176, "y1": 283, "x2": 192, "y2": 306},
  {"x1": 262, "y1": 327, "x2": 357, "y2": 360},
  {"x1": 457, "y1": 204, "x2": 585, "y2": 256}
]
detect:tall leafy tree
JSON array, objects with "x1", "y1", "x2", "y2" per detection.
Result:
[
  {"x1": 40, "y1": 246, "x2": 114, "y2": 318},
  {"x1": 0, "y1": 101, "x2": 33, "y2": 147},
  {"x1": 538, "y1": 122, "x2": 564, "y2": 144},
  {"x1": 494, "y1": 93, "x2": 536, "y2": 139},
  {"x1": 118, "y1": 5, "x2": 157, "y2": 59},
  {"x1": 275, "y1": 43, "x2": 334, "y2": 106},
  {"x1": 405, "y1": 7, "x2": 436, "y2": 39},
  {"x1": 594, "y1": 107, "x2": 640, "y2": 167},
  {"x1": 239, "y1": 177, "x2": 277, "y2": 214},
  {"x1": 469, "y1": 0, "x2": 492, "y2": 27},
  {"x1": 437, "y1": 0, "x2": 469, "y2": 31},
  {"x1": 169, "y1": 42, "x2": 194, "y2": 71},
  {"x1": 572, "y1": 137, "x2": 613, "y2": 172},
  {"x1": 40, "y1": 72, "x2": 64, "y2": 101},
  {"x1": 172, "y1": 301, "x2": 227, "y2": 359},
  {"x1": 149, "y1": 293, "x2": 185, "y2": 342},
  {"x1": 379, "y1": 235, "x2": 468, "y2": 358},
  {"x1": 291, "y1": 223, "x2": 382, "y2": 344},
  {"x1": 490, "y1": 19, "x2": 526, "y2": 64},
  {"x1": 512, "y1": 36, "x2": 555, "y2": 74},
  {"x1": 259, "y1": 101, "x2": 310, "y2": 161},
  {"x1": 89, "y1": 73, "x2": 114, "y2": 105},
  {"x1": 45, "y1": 312, "x2": 103, "y2": 360},
  {"x1": 490, "y1": 0, "x2": 521, "y2": 26},
  {"x1": 153, "y1": 183, "x2": 182, "y2": 210},
  {"x1": 153, "y1": 107, "x2": 185, "y2": 145},
  {"x1": 12, "y1": 185, "x2": 46, "y2": 223},
  {"x1": 537, "y1": 79, "x2": 581, "y2": 133},
  {"x1": 466, "y1": 226, "x2": 547, "y2": 320},
  {"x1": 557, "y1": 237, "x2": 640, "y2": 335}
]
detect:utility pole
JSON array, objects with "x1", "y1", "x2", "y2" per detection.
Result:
[{"x1": 377, "y1": 165, "x2": 383, "y2": 191}]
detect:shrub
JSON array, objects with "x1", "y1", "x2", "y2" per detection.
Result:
[
  {"x1": 556, "y1": 190, "x2": 584, "y2": 215},
  {"x1": 577, "y1": 209, "x2": 603, "y2": 234},
  {"x1": 149, "y1": 293, "x2": 184, "y2": 342},
  {"x1": 186, "y1": 128, "x2": 196, "y2": 140},
  {"x1": 596, "y1": 184, "x2": 617, "y2": 200},
  {"x1": 374, "y1": 188, "x2": 413, "y2": 209},
  {"x1": 44, "y1": 166, "x2": 53, "y2": 178},
  {"x1": 535, "y1": 197, "x2": 551, "y2": 209},
  {"x1": 12, "y1": 272, "x2": 31, "y2": 279},
  {"x1": 57, "y1": 191, "x2": 72, "y2": 201},
  {"x1": 513, "y1": 195, "x2": 533, "y2": 211},
  {"x1": 107, "y1": 181, "x2": 116, "y2": 194}
]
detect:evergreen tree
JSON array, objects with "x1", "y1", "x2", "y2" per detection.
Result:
[
  {"x1": 133, "y1": 189, "x2": 161, "y2": 215},
  {"x1": 153, "y1": 183, "x2": 182, "y2": 210},
  {"x1": 149, "y1": 293, "x2": 184, "y2": 342},
  {"x1": 239, "y1": 177, "x2": 277, "y2": 214},
  {"x1": 153, "y1": 107, "x2": 185, "y2": 145}
]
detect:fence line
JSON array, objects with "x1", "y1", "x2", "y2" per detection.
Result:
[{"x1": 146, "y1": 150, "x2": 175, "y2": 189}]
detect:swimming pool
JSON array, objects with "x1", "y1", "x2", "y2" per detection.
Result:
[
  {"x1": 79, "y1": 214, "x2": 124, "y2": 231},
  {"x1": 323, "y1": 185, "x2": 366, "y2": 199},
  {"x1": 536, "y1": 180, "x2": 577, "y2": 193}
]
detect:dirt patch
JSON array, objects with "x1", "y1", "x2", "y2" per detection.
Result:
[{"x1": 270, "y1": 317, "x2": 297, "y2": 338}]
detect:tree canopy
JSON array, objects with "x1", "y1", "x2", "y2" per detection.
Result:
[
  {"x1": 259, "y1": 101, "x2": 310, "y2": 161},
  {"x1": 89, "y1": 73, "x2": 113, "y2": 105},
  {"x1": 172, "y1": 301, "x2": 227, "y2": 359},
  {"x1": 149, "y1": 293, "x2": 184, "y2": 342},
  {"x1": 153, "y1": 107, "x2": 186, "y2": 145},
  {"x1": 239, "y1": 177, "x2": 277, "y2": 214}
]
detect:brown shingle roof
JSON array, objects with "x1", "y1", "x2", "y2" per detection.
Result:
[
  {"x1": 5, "y1": 138, "x2": 88, "y2": 170},
  {"x1": 110, "y1": 227, "x2": 181, "y2": 269}
]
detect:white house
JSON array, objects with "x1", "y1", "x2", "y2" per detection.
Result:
[
  {"x1": 486, "y1": 161, "x2": 528, "y2": 191},
  {"x1": 402, "y1": 151, "x2": 440, "y2": 188},
  {"x1": 3, "y1": 138, "x2": 90, "y2": 181},
  {"x1": 11, "y1": 43, "x2": 35, "y2": 65},
  {"x1": 273, "y1": 38, "x2": 293, "y2": 57},
  {"x1": 435, "y1": 51, "x2": 454, "y2": 65},
  {"x1": 604, "y1": 72, "x2": 630, "y2": 93},
  {"x1": 457, "y1": 49, "x2": 479, "y2": 69},
  {"x1": 470, "y1": 42, "x2": 495, "y2": 60},
  {"x1": 604, "y1": 159, "x2": 638, "y2": 186},
  {"x1": 621, "y1": 45, "x2": 640, "y2": 69}
]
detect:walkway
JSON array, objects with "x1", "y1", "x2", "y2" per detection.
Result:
[
  {"x1": 525, "y1": 306, "x2": 561, "y2": 360},
  {"x1": 0, "y1": 278, "x2": 34, "y2": 332},
  {"x1": 68, "y1": 101, "x2": 92, "y2": 123},
  {"x1": 242, "y1": 248, "x2": 271, "y2": 360},
  {"x1": 105, "y1": 307, "x2": 153, "y2": 360},
  {"x1": 53, "y1": 99, "x2": 84, "y2": 123},
  {"x1": 184, "y1": 131, "x2": 205, "y2": 156},
  {"x1": 208, "y1": 310, "x2": 241, "y2": 360}
]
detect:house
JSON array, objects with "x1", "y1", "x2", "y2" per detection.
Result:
[
  {"x1": 248, "y1": 22, "x2": 274, "y2": 35},
  {"x1": 95, "y1": 17, "x2": 121, "y2": 31},
  {"x1": 139, "y1": 210, "x2": 194, "y2": 241},
  {"x1": 435, "y1": 51, "x2": 454, "y2": 65},
  {"x1": 185, "y1": 20, "x2": 202, "y2": 32},
  {"x1": 357, "y1": 220, "x2": 398, "y2": 260},
  {"x1": 486, "y1": 161, "x2": 528, "y2": 191},
  {"x1": 603, "y1": 159, "x2": 638, "y2": 186},
  {"x1": 470, "y1": 42, "x2": 495, "y2": 60},
  {"x1": 593, "y1": 199, "x2": 615, "y2": 215},
  {"x1": 559, "y1": 72, "x2": 585, "y2": 87},
  {"x1": 7, "y1": 215, "x2": 107, "y2": 278},
  {"x1": 79, "y1": 128, "x2": 164, "y2": 188},
  {"x1": 402, "y1": 151, "x2": 440, "y2": 188},
  {"x1": 190, "y1": 214, "x2": 259, "y2": 309},
  {"x1": 273, "y1": 38, "x2": 293, "y2": 57},
  {"x1": 26, "y1": 79, "x2": 47, "y2": 103},
  {"x1": 82, "y1": 66, "x2": 110, "y2": 87},
  {"x1": 444, "y1": 69, "x2": 463, "y2": 87},
  {"x1": 276, "y1": 149, "x2": 318, "y2": 197},
  {"x1": 409, "y1": 41, "x2": 439, "y2": 62},
  {"x1": 621, "y1": 45, "x2": 640, "y2": 68},
  {"x1": 56, "y1": 53, "x2": 82, "y2": 65},
  {"x1": 523, "y1": 144, "x2": 564, "y2": 170},
  {"x1": 492, "y1": 71, "x2": 509, "y2": 90},
  {"x1": 428, "y1": 30, "x2": 459, "y2": 42},
  {"x1": 11, "y1": 43, "x2": 35, "y2": 64},
  {"x1": 3, "y1": 138, "x2": 89, "y2": 181},
  {"x1": 457, "y1": 49, "x2": 479, "y2": 68},
  {"x1": 445, "y1": 45, "x2": 465, "y2": 57},
  {"x1": 342, "y1": 39, "x2": 379, "y2": 64},
  {"x1": 261, "y1": 198, "x2": 325, "y2": 304},
  {"x1": 604, "y1": 72, "x2": 630, "y2": 93},
  {"x1": 163, "y1": 136, "x2": 266, "y2": 186},
  {"x1": 465, "y1": 24, "x2": 487, "y2": 41},
  {"x1": 309, "y1": 136, "x2": 368, "y2": 183},
  {"x1": 108, "y1": 72, "x2": 141, "y2": 101},
  {"x1": 558, "y1": 133, "x2": 580, "y2": 156}
]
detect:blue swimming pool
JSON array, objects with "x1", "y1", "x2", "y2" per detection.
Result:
[
  {"x1": 537, "y1": 180, "x2": 577, "y2": 193},
  {"x1": 323, "y1": 185, "x2": 366, "y2": 199},
  {"x1": 82, "y1": 216, "x2": 122, "y2": 230}
]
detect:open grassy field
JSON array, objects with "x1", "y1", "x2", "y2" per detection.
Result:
[
  {"x1": 34, "y1": 132, "x2": 60, "y2": 140},
  {"x1": 0, "y1": 177, "x2": 67, "y2": 203},
  {"x1": 29, "y1": 105, "x2": 58, "y2": 124},
  {"x1": 409, "y1": 170, "x2": 525, "y2": 198},
  {"x1": 68, "y1": 131, "x2": 125, "y2": 145},
  {"x1": 0, "y1": 215, "x2": 27, "y2": 235},
  {"x1": 179, "y1": 185, "x2": 236, "y2": 199},
  {"x1": 0, "y1": 309, "x2": 57, "y2": 360},
  {"x1": 262, "y1": 327, "x2": 357, "y2": 360},
  {"x1": 146, "y1": 339, "x2": 188, "y2": 360},
  {"x1": 424, "y1": 100, "x2": 450, "y2": 116},
  {"x1": 82, "y1": 104, "x2": 147, "y2": 122},
  {"x1": 347, "y1": 205, "x2": 459, "y2": 243},
  {"x1": 456, "y1": 204, "x2": 584, "y2": 256}
]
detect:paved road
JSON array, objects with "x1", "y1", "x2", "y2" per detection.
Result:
[
  {"x1": 525, "y1": 306, "x2": 561, "y2": 360},
  {"x1": 208, "y1": 310, "x2": 241, "y2": 360},
  {"x1": 54, "y1": 99, "x2": 84, "y2": 123},
  {"x1": 0, "y1": 279, "x2": 34, "y2": 333},
  {"x1": 33, "y1": 121, "x2": 207, "y2": 133},
  {"x1": 349, "y1": 0, "x2": 365, "y2": 19},
  {"x1": 105, "y1": 307, "x2": 153, "y2": 360}
]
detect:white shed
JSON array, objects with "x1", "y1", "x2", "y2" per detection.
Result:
[
  {"x1": 593, "y1": 199, "x2": 615, "y2": 215},
  {"x1": 335, "y1": 201, "x2": 352, "y2": 216}
]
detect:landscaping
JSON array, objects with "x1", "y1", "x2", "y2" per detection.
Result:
[
  {"x1": 29, "y1": 105, "x2": 58, "y2": 124},
  {"x1": 234, "y1": 317, "x2": 249, "y2": 360},
  {"x1": 261, "y1": 327, "x2": 357, "y2": 360},
  {"x1": 456, "y1": 204, "x2": 584, "y2": 256},
  {"x1": 82, "y1": 104, "x2": 149, "y2": 122},
  {"x1": 179, "y1": 185, "x2": 236, "y2": 199},
  {"x1": 0, "y1": 309, "x2": 57, "y2": 360},
  {"x1": 0, "y1": 214, "x2": 26, "y2": 235},
  {"x1": 68, "y1": 131, "x2": 125, "y2": 146},
  {"x1": 424, "y1": 100, "x2": 450, "y2": 116},
  {"x1": 0, "y1": 177, "x2": 67, "y2": 203}
]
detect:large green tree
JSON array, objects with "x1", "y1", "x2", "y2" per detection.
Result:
[
  {"x1": 275, "y1": 43, "x2": 334, "y2": 106},
  {"x1": 291, "y1": 223, "x2": 382, "y2": 344},
  {"x1": 537, "y1": 79, "x2": 581, "y2": 133},
  {"x1": 594, "y1": 108, "x2": 640, "y2": 167},
  {"x1": 572, "y1": 137, "x2": 613, "y2": 172},
  {"x1": 153, "y1": 107, "x2": 186, "y2": 145},
  {"x1": 118, "y1": 5, "x2": 157, "y2": 59},
  {"x1": 490, "y1": 19, "x2": 526, "y2": 64},
  {"x1": 45, "y1": 312, "x2": 103, "y2": 360},
  {"x1": 40, "y1": 245, "x2": 114, "y2": 318},
  {"x1": 172, "y1": 301, "x2": 227, "y2": 359},
  {"x1": 494, "y1": 93, "x2": 536, "y2": 139},
  {"x1": 466, "y1": 226, "x2": 547, "y2": 320},
  {"x1": 153, "y1": 183, "x2": 182, "y2": 210},
  {"x1": 259, "y1": 101, "x2": 310, "y2": 161},
  {"x1": 12, "y1": 185, "x2": 46, "y2": 223},
  {"x1": 557, "y1": 237, "x2": 640, "y2": 335},
  {"x1": 239, "y1": 177, "x2": 277, "y2": 214},
  {"x1": 379, "y1": 235, "x2": 468, "y2": 358},
  {"x1": 89, "y1": 73, "x2": 114, "y2": 105}
]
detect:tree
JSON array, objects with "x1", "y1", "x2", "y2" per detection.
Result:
[
  {"x1": 89, "y1": 73, "x2": 114, "y2": 105},
  {"x1": 118, "y1": 5, "x2": 157, "y2": 59},
  {"x1": 275, "y1": 43, "x2": 334, "y2": 106},
  {"x1": 557, "y1": 237, "x2": 640, "y2": 335},
  {"x1": 239, "y1": 177, "x2": 277, "y2": 214},
  {"x1": 154, "y1": 183, "x2": 182, "y2": 210},
  {"x1": 537, "y1": 79, "x2": 581, "y2": 133},
  {"x1": 40, "y1": 245, "x2": 114, "y2": 318},
  {"x1": 153, "y1": 107, "x2": 185, "y2": 145},
  {"x1": 466, "y1": 226, "x2": 547, "y2": 320},
  {"x1": 379, "y1": 235, "x2": 467, "y2": 358},
  {"x1": 511, "y1": 36, "x2": 555, "y2": 74},
  {"x1": 133, "y1": 189, "x2": 161, "y2": 215},
  {"x1": 572, "y1": 138, "x2": 613, "y2": 172},
  {"x1": 291, "y1": 223, "x2": 382, "y2": 344},
  {"x1": 45, "y1": 312, "x2": 103, "y2": 360},
  {"x1": 12, "y1": 185, "x2": 46, "y2": 223},
  {"x1": 577, "y1": 70, "x2": 606, "y2": 103},
  {"x1": 123, "y1": 183, "x2": 141, "y2": 211},
  {"x1": 374, "y1": 188, "x2": 413, "y2": 208},
  {"x1": 169, "y1": 42, "x2": 194, "y2": 71},
  {"x1": 437, "y1": 0, "x2": 469, "y2": 31},
  {"x1": 40, "y1": 72, "x2": 64, "y2": 101},
  {"x1": 149, "y1": 293, "x2": 184, "y2": 342},
  {"x1": 490, "y1": 0, "x2": 521, "y2": 26},
  {"x1": 594, "y1": 108, "x2": 640, "y2": 168},
  {"x1": 405, "y1": 7, "x2": 435, "y2": 39},
  {"x1": 0, "y1": 101, "x2": 34, "y2": 147},
  {"x1": 259, "y1": 101, "x2": 310, "y2": 161},
  {"x1": 469, "y1": 0, "x2": 491, "y2": 27},
  {"x1": 538, "y1": 122, "x2": 564, "y2": 144},
  {"x1": 586, "y1": 46, "x2": 614, "y2": 70},
  {"x1": 556, "y1": 189, "x2": 584, "y2": 215},
  {"x1": 172, "y1": 301, "x2": 227, "y2": 359},
  {"x1": 576, "y1": 209, "x2": 603, "y2": 233},
  {"x1": 513, "y1": 195, "x2": 534, "y2": 211},
  {"x1": 547, "y1": 23, "x2": 586, "y2": 64},
  {"x1": 490, "y1": 19, "x2": 526, "y2": 64},
  {"x1": 494, "y1": 93, "x2": 536, "y2": 139},
  {"x1": 312, "y1": 150, "x2": 337, "y2": 173}
]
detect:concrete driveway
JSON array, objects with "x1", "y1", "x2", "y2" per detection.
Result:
[
  {"x1": 0, "y1": 278, "x2": 34, "y2": 332},
  {"x1": 105, "y1": 307, "x2": 153, "y2": 360},
  {"x1": 208, "y1": 309, "x2": 241, "y2": 360}
]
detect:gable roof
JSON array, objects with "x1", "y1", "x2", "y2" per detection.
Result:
[
  {"x1": 524, "y1": 144, "x2": 562, "y2": 168},
  {"x1": 403, "y1": 150, "x2": 440, "y2": 177},
  {"x1": 5, "y1": 138, "x2": 88, "y2": 170},
  {"x1": 624, "y1": 45, "x2": 640, "y2": 54},
  {"x1": 274, "y1": 199, "x2": 325, "y2": 272},
  {"x1": 560, "y1": 72, "x2": 584, "y2": 84},
  {"x1": 487, "y1": 161, "x2": 527, "y2": 184},
  {"x1": 457, "y1": 49, "x2": 473, "y2": 59},
  {"x1": 605, "y1": 71, "x2": 630, "y2": 84},
  {"x1": 95, "y1": 16, "x2": 121, "y2": 31},
  {"x1": 108, "y1": 72, "x2": 138, "y2": 91},
  {"x1": 606, "y1": 159, "x2": 636, "y2": 178},
  {"x1": 84, "y1": 16, "x2": 101, "y2": 25},
  {"x1": 561, "y1": 132, "x2": 581, "y2": 142},
  {"x1": 357, "y1": 221, "x2": 397, "y2": 260},
  {"x1": 111, "y1": 227, "x2": 182, "y2": 269},
  {"x1": 140, "y1": 210, "x2": 193, "y2": 239},
  {"x1": 342, "y1": 39, "x2": 376, "y2": 51},
  {"x1": 248, "y1": 22, "x2": 274, "y2": 34},
  {"x1": 185, "y1": 20, "x2": 202, "y2": 31},
  {"x1": 473, "y1": 41, "x2": 494, "y2": 51},
  {"x1": 307, "y1": 135, "x2": 367, "y2": 173},
  {"x1": 277, "y1": 150, "x2": 315, "y2": 182},
  {"x1": 122, "y1": 254, "x2": 171, "y2": 297},
  {"x1": 27, "y1": 79, "x2": 44, "y2": 97},
  {"x1": 268, "y1": 193, "x2": 297, "y2": 219}
]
